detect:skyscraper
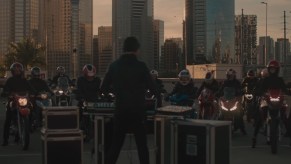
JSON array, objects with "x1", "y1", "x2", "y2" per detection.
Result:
[
  {"x1": 0, "y1": 0, "x2": 39, "y2": 64},
  {"x1": 275, "y1": 38, "x2": 290, "y2": 63},
  {"x1": 98, "y1": 26, "x2": 113, "y2": 77},
  {"x1": 112, "y1": 0, "x2": 154, "y2": 69},
  {"x1": 185, "y1": 0, "x2": 235, "y2": 64},
  {"x1": 39, "y1": 0, "x2": 93, "y2": 78},
  {"x1": 258, "y1": 36, "x2": 274, "y2": 65},
  {"x1": 153, "y1": 20, "x2": 164, "y2": 71}
]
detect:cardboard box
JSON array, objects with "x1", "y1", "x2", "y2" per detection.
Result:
[
  {"x1": 42, "y1": 106, "x2": 79, "y2": 131},
  {"x1": 41, "y1": 129, "x2": 83, "y2": 164}
]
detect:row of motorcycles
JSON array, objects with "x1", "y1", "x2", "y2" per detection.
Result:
[{"x1": 164, "y1": 86, "x2": 290, "y2": 154}]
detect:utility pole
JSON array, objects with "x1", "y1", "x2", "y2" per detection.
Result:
[{"x1": 283, "y1": 11, "x2": 286, "y2": 76}]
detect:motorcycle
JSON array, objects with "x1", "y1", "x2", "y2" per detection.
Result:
[
  {"x1": 9, "y1": 92, "x2": 33, "y2": 150},
  {"x1": 261, "y1": 89, "x2": 287, "y2": 154},
  {"x1": 31, "y1": 91, "x2": 52, "y2": 129},
  {"x1": 167, "y1": 93, "x2": 197, "y2": 118},
  {"x1": 52, "y1": 77, "x2": 72, "y2": 106},
  {"x1": 242, "y1": 85, "x2": 256, "y2": 122},
  {"x1": 218, "y1": 87, "x2": 241, "y2": 131},
  {"x1": 198, "y1": 88, "x2": 218, "y2": 120}
]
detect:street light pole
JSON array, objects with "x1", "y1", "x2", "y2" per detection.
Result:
[{"x1": 261, "y1": 2, "x2": 268, "y2": 66}]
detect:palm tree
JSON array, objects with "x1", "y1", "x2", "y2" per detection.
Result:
[{"x1": 4, "y1": 37, "x2": 46, "y2": 70}]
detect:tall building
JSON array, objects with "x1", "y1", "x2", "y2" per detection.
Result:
[
  {"x1": 160, "y1": 38, "x2": 182, "y2": 77},
  {"x1": 98, "y1": 26, "x2": 113, "y2": 77},
  {"x1": 185, "y1": 0, "x2": 235, "y2": 64},
  {"x1": 235, "y1": 14, "x2": 257, "y2": 65},
  {"x1": 275, "y1": 38, "x2": 290, "y2": 64},
  {"x1": 0, "y1": 0, "x2": 39, "y2": 64},
  {"x1": 93, "y1": 35, "x2": 99, "y2": 73},
  {"x1": 112, "y1": 0, "x2": 154, "y2": 69},
  {"x1": 39, "y1": 0, "x2": 93, "y2": 78},
  {"x1": 258, "y1": 36, "x2": 274, "y2": 65},
  {"x1": 153, "y1": 20, "x2": 164, "y2": 71}
]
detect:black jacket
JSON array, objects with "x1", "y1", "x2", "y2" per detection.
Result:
[
  {"x1": 101, "y1": 54, "x2": 156, "y2": 117},
  {"x1": 51, "y1": 74, "x2": 72, "y2": 87},
  {"x1": 76, "y1": 76, "x2": 101, "y2": 101},
  {"x1": 1, "y1": 76, "x2": 35, "y2": 97},
  {"x1": 217, "y1": 79, "x2": 242, "y2": 98},
  {"x1": 196, "y1": 80, "x2": 220, "y2": 98},
  {"x1": 28, "y1": 78, "x2": 52, "y2": 95},
  {"x1": 255, "y1": 75, "x2": 290, "y2": 96},
  {"x1": 241, "y1": 77, "x2": 258, "y2": 93}
]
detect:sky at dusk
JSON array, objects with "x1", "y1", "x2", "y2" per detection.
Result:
[{"x1": 93, "y1": 0, "x2": 291, "y2": 40}]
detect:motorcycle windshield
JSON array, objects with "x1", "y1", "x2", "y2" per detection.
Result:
[
  {"x1": 57, "y1": 77, "x2": 69, "y2": 90},
  {"x1": 223, "y1": 87, "x2": 236, "y2": 100}
]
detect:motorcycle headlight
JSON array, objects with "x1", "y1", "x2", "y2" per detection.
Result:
[
  {"x1": 270, "y1": 97, "x2": 280, "y2": 102},
  {"x1": 18, "y1": 98, "x2": 28, "y2": 106},
  {"x1": 245, "y1": 94, "x2": 253, "y2": 100},
  {"x1": 230, "y1": 102, "x2": 238, "y2": 111},
  {"x1": 40, "y1": 93, "x2": 48, "y2": 99},
  {"x1": 58, "y1": 90, "x2": 64, "y2": 94},
  {"x1": 220, "y1": 101, "x2": 229, "y2": 111}
]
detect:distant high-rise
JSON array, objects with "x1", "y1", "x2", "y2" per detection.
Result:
[
  {"x1": 185, "y1": 0, "x2": 235, "y2": 64},
  {"x1": 98, "y1": 26, "x2": 113, "y2": 77},
  {"x1": 0, "y1": 0, "x2": 39, "y2": 64},
  {"x1": 160, "y1": 38, "x2": 182, "y2": 76},
  {"x1": 93, "y1": 35, "x2": 99, "y2": 73},
  {"x1": 112, "y1": 0, "x2": 154, "y2": 69},
  {"x1": 153, "y1": 20, "x2": 164, "y2": 71},
  {"x1": 235, "y1": 14, "x2": 257, "y2": 65},
  {"x1": 258, "y1": 36, "x2": 274, "y2": 65},
  {"x1": 275, "y1": 38, "x2": 290, "y2": 64},
  {"x1": 39, "y1": 0, "x2": 93, "y2": 78}
]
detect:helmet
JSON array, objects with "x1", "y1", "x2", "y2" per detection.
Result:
[
  {"x1": 56, "y1": 66, "x2": 65, "y2": 75},
  {"x1": 226, "y1": 68, "x2": 236, "y2": 80},
  {"x1": 82, "y1": 64, "x2": 96, "y2": 77},
  {"x1": 267, "y1": 60, "x2": 280, "y2": 75},
  {"x1": 150, "y1": 70, "x2": 158, "y2": 78},
  {"x1": 10, "y1": 62, "x2": 24, "y2": 76},
  {"x1": 31, "y1": 67, "x2": 41, "y2": 78},
  {"x1": 178, "y1": 69, "x2": 191, "y2": 86},
  {"x1": 205, "y1": 71, "x2": 214, "y2": 83},
  {"x1": 247, "y1": 69, "x2": 255, "y2": 78},
  {"x1": 260, "y1": 68, "x2": 269, "y2": 78}
]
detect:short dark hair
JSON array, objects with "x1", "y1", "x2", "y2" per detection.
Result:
[{"x1": 123, "y1": 36, "x2": 140, "y2": 52}]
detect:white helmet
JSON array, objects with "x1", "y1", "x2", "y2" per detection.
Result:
[
  {"x1": 150, "y1": 70, "x2": 158, "y2": 77},
  {"x1": 178, "y1": 69, "x2": 191, "y2": 86}
]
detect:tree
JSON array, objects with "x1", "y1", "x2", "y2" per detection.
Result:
[{"x1": 4, "y1": 37, "x2": 46, "y2": 70}]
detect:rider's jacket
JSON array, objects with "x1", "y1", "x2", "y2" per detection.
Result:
[
  {"x1": 28, "y1": 78, "x2": 52, "y2": 95},
  {"x1": 1, "y1": 76, "x2": 35, "y2": 97},
  {"x1": 75, "y1": 76, "x2": 101, "y2": 102},
  {"x1": 216, "y1": 78, "x2": 242, "y2": 98},
  {"x1": 196, "y1": 80, "x2": 219, "y2": 98},
  {"x1": 241, "y1": 77, "x2": 259, "y2": 93},
  {"x1": 169, "y1": 79, "x2": 197, "y2": 99},
  {"x1": 255, "y1": 75, "x2": 290, "y2": 96},
  {"x1": 51, "y1": 74, "x2": 72, "y2": 87}
]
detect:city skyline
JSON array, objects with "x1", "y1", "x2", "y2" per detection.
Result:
[{"x1": 93, "y1": 0, "x2": 291, "y2": 40}]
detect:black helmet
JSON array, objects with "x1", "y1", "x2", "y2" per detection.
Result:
[
  {"x1": 247, "y1": 69, "x2": 255, "y2": 78},
  {"x1": 267, "y1": 60, "x2": 280, "y2": 76},
  {"x1": 10, "y1": 62, "x2": 24, "y2": 76},
  {"x1": 31, "y1": 67, "x2": 41, "y2": 78},
  {"x1": 226, "y1": 68, "x2": 236, "y2": 80}
]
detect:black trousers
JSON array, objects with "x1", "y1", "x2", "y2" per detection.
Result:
[
  {"x1": 105, "y1": 115, "x2": 149, "y2": 164},
  {"x1": 2, "y1": 106, "x2": 17, "y2": 143}
]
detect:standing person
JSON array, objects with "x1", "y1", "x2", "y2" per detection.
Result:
[
  {"x1": 101, "y1": 37, "x2": 156, "y2": 164},
  {"x1": 1, "y1": 62, "x2": 35, "y2": 150}
]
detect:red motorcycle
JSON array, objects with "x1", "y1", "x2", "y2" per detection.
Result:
[
  {"x1": 10, "y1": 93, "x2": 33, "y2": 150},
  {"x1": 262, "y1": 89, "x2": 287, "y2": 154},
  {"x1": 198, "y1": 88, "x2": 218, "y2": 120}
]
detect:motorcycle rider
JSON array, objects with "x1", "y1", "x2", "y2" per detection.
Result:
[
  {"x1": 241, "y1": 69, "x2": 259, "y2": 122},
  {"x1": 196, "y1": 71, "x2": 220, "y2": 119},
  {"x1": 166, "y1": 69, "x2": 197, "y2": 105},
  {"x1": 149, "y1": 70, "x2": 166, "y2": 107},
  {"x1": 253, "y1": 60, "x2": 291, "y2": 147},
  {"x1": 1, "y1": 62, "x2": 35, "y2": 150},
  {"x1": 217, "y1": 68, "x2": 246, "y2": 135},
  {"x1": 75, "y1": 64, "x2": 101, "y2": 142},
  {"x1": 50, "y1": 66, "x2": 72, "y2": 88},
  {"x1": 28, "y1": 67, "x2": 53, "y2": 128}
]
